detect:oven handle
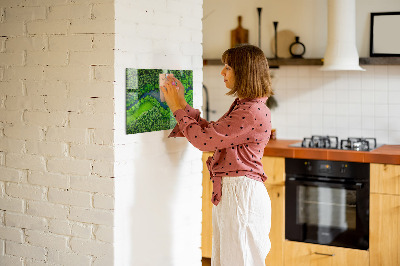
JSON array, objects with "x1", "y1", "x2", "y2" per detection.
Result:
[{"x1": 286, "y1": 177, "x2": 364, "y2": 189}]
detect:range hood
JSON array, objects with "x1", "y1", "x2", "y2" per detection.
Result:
[{"x1": 320, "y1": 0, "x2": 365, "y2": 71}]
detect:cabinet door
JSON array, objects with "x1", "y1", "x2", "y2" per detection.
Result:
[
  {"x1": 370, "y1": 163, "x2": 400, "y2": 196},
  {"x1": 201, "y1": 152, "x2": 213, "y2": 258},
  {"x1": 370, "y1": 193, "x2": 400, "y2": 266},
  {"x1": 284, "y1": 241, "x2": 369, "y2": 266},
  {"x1": 264, "y1": 184, "x2": 284, "y2": 266},
  {"x1": 261, "y1": 156, "x2": 285, "y2": 185}
]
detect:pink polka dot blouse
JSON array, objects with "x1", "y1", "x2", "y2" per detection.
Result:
[{"x1": 169, "y1": 97, "x2": 272, "y2": 206}]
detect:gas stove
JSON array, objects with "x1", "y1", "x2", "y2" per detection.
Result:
[{"x1": 289, "y1": 135, "x2": 381, "y2": 151}]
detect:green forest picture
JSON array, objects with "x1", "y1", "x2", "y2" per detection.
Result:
[{"x1": 126, "y1": 68, "x2": 194, "y2": 135}]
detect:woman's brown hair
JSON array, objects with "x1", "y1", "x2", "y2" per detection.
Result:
[{"x1": 221, "y1": 44, "x2": 273, "y2": 99}]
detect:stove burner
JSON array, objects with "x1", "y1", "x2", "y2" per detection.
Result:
[
  {"x1": 301, "y1": 135, "x2": 339, "y2": 149},
  {"x1": 340, "y1": 137, "x2": 377, "y2": 151},
  {"x1": 294, "y1": 136, "x2": 378, "y2": 151}
]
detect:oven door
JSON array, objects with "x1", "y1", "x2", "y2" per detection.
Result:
[{"x1": 285, "y1": 177, "x2": 369, "y2": 250}]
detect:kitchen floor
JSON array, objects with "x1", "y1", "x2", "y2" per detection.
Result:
[{"x1": 202, "y1": 257, "x2": 211, "y2": 266}]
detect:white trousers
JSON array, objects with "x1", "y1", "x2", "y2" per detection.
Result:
[{"x1": 212, "y1": 176, "x2": 271, "y2": 266}]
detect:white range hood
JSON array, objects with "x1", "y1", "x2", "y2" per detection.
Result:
[{"x1": 320, "y1": 0, "x2": 365, "y2": 71}]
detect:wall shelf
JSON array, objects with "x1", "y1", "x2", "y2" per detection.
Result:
[{"x1": 203, "y1": 57, "x2": 400, "y2": 67}]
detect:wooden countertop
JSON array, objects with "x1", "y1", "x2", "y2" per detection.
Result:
[{"x1": 263, "y1": 139, "x2": 400, "y2": 165}]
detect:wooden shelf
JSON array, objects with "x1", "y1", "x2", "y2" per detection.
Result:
[
  {"x1": 203, "y1": 57, "x2": 400, "y2": 67},
  {"x1": 359, "y1": 57, "x2": 400, "y2": 65}
]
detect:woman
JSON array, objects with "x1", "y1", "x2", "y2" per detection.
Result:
[{"x1": 161, "y1": 44, "x2": 273, "y2": 266}]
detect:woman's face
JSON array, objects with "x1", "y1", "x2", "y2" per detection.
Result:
[{"x1": 220, "y1": 64, "x2": 235, "y2": 89}]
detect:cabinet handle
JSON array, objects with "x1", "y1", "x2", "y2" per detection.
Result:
[{"x1": 314, "y1": 252, "x2": 335, "y2": 257}]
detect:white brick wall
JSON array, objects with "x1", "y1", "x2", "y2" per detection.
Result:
[
  {"x1": 0, "y1": 0, "x2": 115, "y2": 265},
  {"x1": 114, "y1": 0, "x2": 203, "y2": 265}
]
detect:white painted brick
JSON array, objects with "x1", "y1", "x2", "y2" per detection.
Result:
[
  {"x1": 44, "y1": 66, "x2": 91, "y2": 82},
  {"x1": 92, "y1": 34, "x2": 114, "y2": 50},
  {"x1": 93, "y1": 252, "x2": 113, "y2": 266},
  {"x1": 24, "y1": 111, "x2": 68, "y2": 127},
  {"x1": 5, "y1": 36, "x2": 47, "y2": 52},
  {"x1": 0, "y1": 135, "x2": 25, "y2": 154},
  {"x1": 6, "y1": 183, "x2": 46, "y2": 201},
  {"x1": 94, "y1": 225, "x2": 112, "y2": 243},
  {"x1": 26, "y1": 141, "x2": 67, "y2": 157},
  {"x1": 3, "y1": 66, "x2": 44, "y2": 81},
  {"x1": 4, "y1": 125, "x2": 43, "y2": 141},
  {"x1": 47, "y1": 158, "x2": 92, "y2": 176},
  {"x1": 0, "y1": 52, "x2": 24, "y2": 66},
  {"x1": 69, "y1": 50, "x2": 113, "y2": 66},
  {"x1": 0, "y1": 37, "x2": 5, "y2": 52},
  {"x1": 43, "y1": 96, "x2": 81, "y2": 112},
  {"x1": 25, "y1": 80, "x2": 68, "y2": 97},
  {"x1": 0, "y1": 211, "x2": 4, "y2": 226},
  {"x1": 0, "y1": 181, "x2": 4, "y2": 197},
  {"x1": 46, "y1": 127, "x2": 87, "y2": 144},
  {"x1": 22, "y1": 0, "x2": 69, "y2": 6},
  {"x1": 0, "y1": 226, "x2": 24, "y2": 243},
  {"x1": 5, "y1": 212, "x2": 48, "y2": 231},
  {"x1": 48, "y1": 4, "x2": 91, "y2": 20},
  {"x1": 24, "y1": 259, "x2": 48, "y2": 266},
  {"x1": 49, "y1": 35, "x2": 93, "y2": 52},
  {"x1": 93, "y1": 194, "x2": 113, "y2": 210},
  {"x1": 90, "y1": 128, "x2": 113, "y2": 146},
  {"x1": 27, "y1": 200, "x2": 69, "y2": 219},
  {"x1": 76, "y1": 97, "x2": 114, "y2": 114},
  {"x1": 26, "y1": 229, "x2": 68, "y2": 251},
  {"x1": 48, "y1": 188, "x2": 91, "y2": 208},
  {"x1": 0, "y1": 110, "x2": 23, "y2": 124},
  {"x1": 0, "y1": 152, "x2": 5, "y2": 166},
  {"x1": 0, "y1": 81, "x2": 24, "y2": 96},
  {"x1": 69, "y1": 207, "x2": 113, "y2": 226},
  {"x1": 27, "y1": 21, "x2": 69, "y2": 35},
  {"x1": 48, "y1": 219, "x2": 71, "y2": 236},
  {"x1": 47, "y1": 249, "x2": 91, "y2": 266},
  {"x1": 70, "y1": 237, "x2": 113, "y2": 257},
  {"x1": 28, "y1": 171, "x2": 69, "y2": 189},
  {"x1": 69, "y1": 112, "x2": 114, "y2": 129},
  {"x1": 4, "y1": 96, "x2": 46, "y2": 111},
  {"x1": 92, "y1": 160, "x2": 113, "y2": 177},
  {"x1": 4, "y1": 6, "x2": 46, "y2": 22},
  {"x1": 93, "y1": 65, "x2": 114, "y2": 82},
  {"x1": 0, "y1": 197, "x2": 24, "y2": 213},
  {"x1": 6, "y1": 153, "x2": 46, "y2": 172},
  {"x1": 71, "y1": 222, "x2": 92, "y2": 239},
  {"x1": 70, "y1": 175, "x2": 113, "y2": 194},
  {"x1": 26, "y1": 51, "x2": 68, "y2": 66},
  {"x1": 92, "y1": 3, "x2": 114, "y2": 20},
  {"x1": 0, "y1": 22, "x2": 24, "y2": 36},
  {"x1": 69, "y1": 81, "x2": 114, "y2": 98},
  {"x1": 70, "y1": 144, "x2": 113, "y2": 161},
  {"x1": 0, "y1": 255, "x2": 23, "y2": 266},
  {"x1": 70, "y1": 19, "x2": 114, "y2": 34},
  {"x1": 6, "y1": 241, "x2": 46, "y2": 261}
]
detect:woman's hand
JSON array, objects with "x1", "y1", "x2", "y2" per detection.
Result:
[
  {"x1": 173, "y1": 77, "x2": 188, "y2": 108},
  {"x1": 160, "y1": 76, "x2": 185, "y2": 113}
]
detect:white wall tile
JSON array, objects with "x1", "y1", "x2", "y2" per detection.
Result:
[{"x1": 204, "y1": 65, "x2": 400, "y2": 144}]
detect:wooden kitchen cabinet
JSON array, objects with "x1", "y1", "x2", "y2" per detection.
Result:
[
  {"x1": 370, "y1": 163, "x2": 400, "y2": 266},
  {"x1": 370, "y1": 163, "x2": 400, "y2": 195},
  {"x1": 201, "y1": 154, "x2": 286, "y2": 266},
  {"x1": 202, "y1": 152, "x2": 213, "y2": 258},
  {"x1": 284, "y1": 241, "x2": 369, "y2": 266}
]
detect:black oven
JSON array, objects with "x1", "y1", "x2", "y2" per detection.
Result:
[{"x1": 285, "y1": 158, "x2": 369, "y2": 250}]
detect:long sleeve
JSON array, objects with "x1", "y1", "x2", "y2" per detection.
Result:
[
  {"x1": 168, "y1": 104, "x2": 211, "y2": 137},
  {"x1": 172, "y1": 105, "x2": 257, "y2": 152}
]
